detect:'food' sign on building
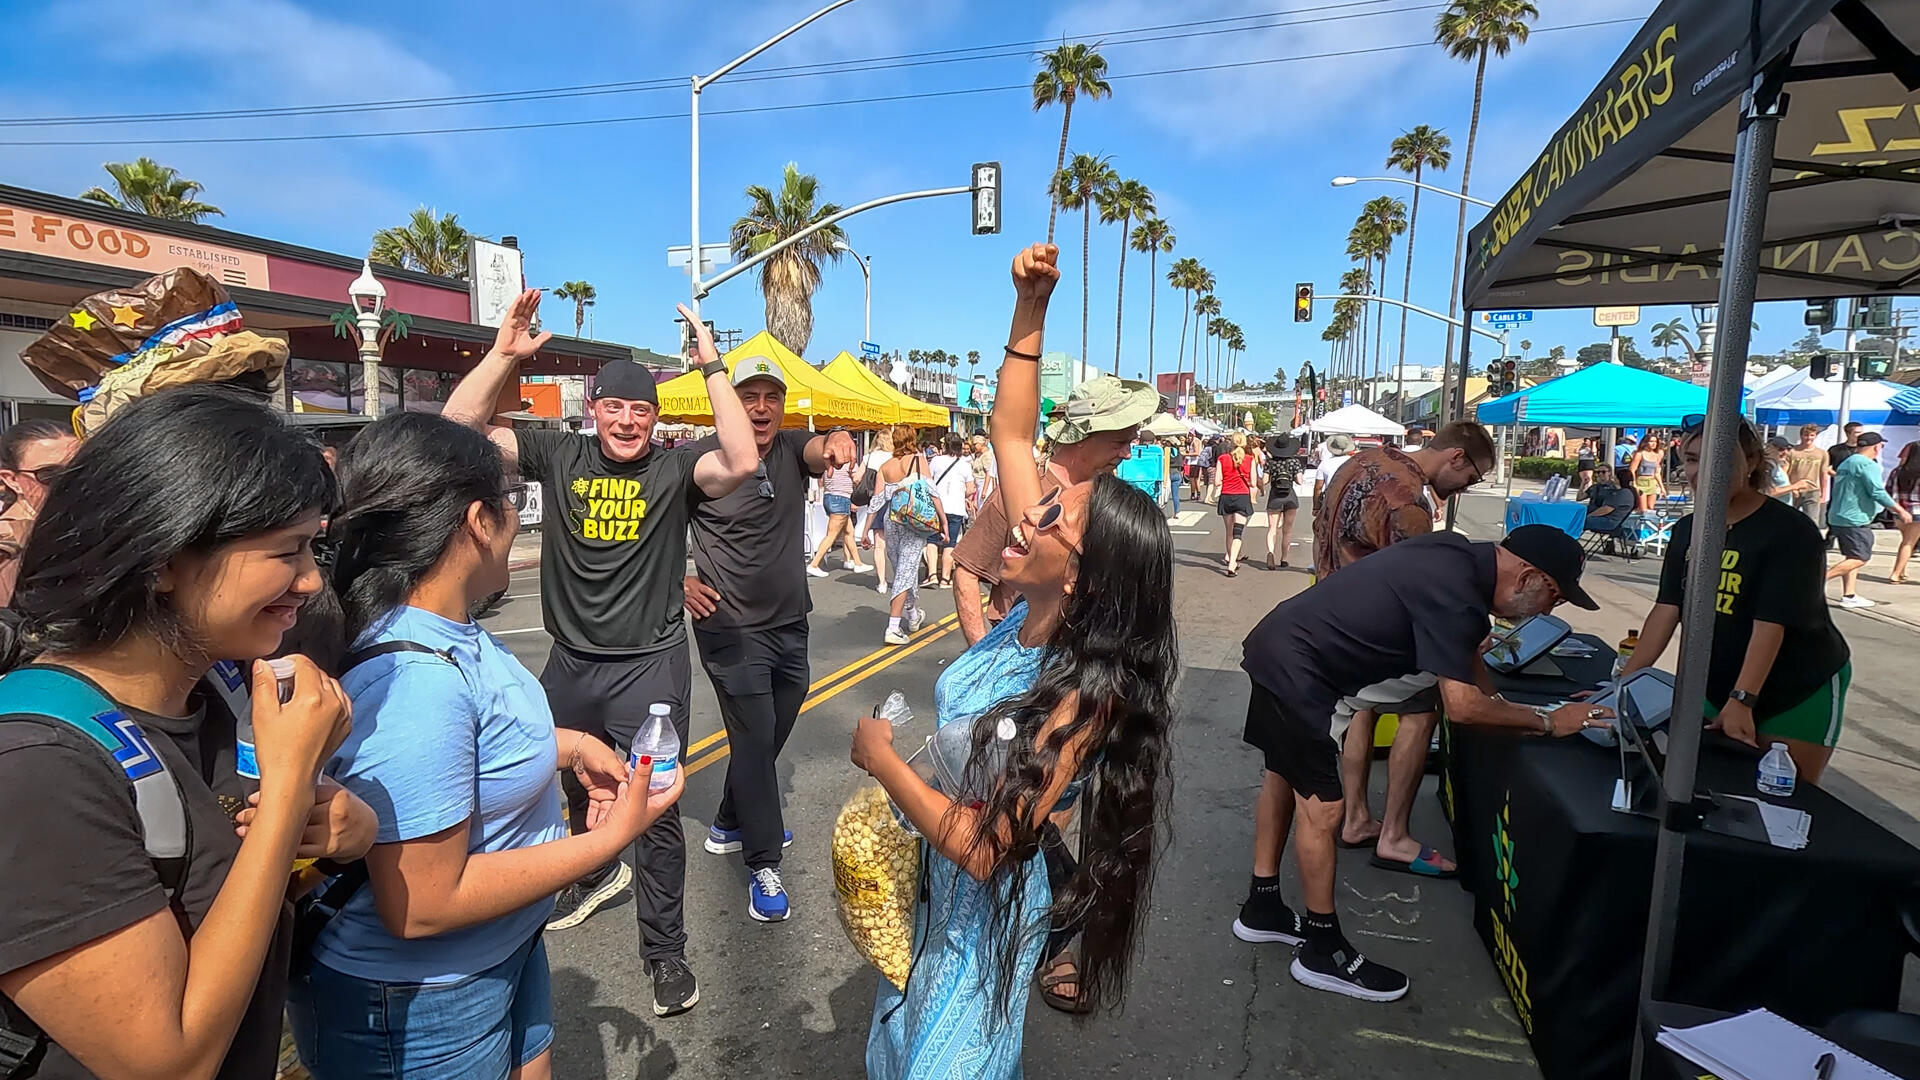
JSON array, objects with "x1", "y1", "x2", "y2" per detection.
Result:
[{"x1": 0, "y1": 201, "x2": 272, "y2": 290}]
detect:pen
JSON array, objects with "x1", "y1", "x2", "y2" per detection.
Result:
[{"x1": 1815, "y1": 1050, "x2": 1835, "y2": 1080}]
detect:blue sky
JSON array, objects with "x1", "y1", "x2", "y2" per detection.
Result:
[{"x1": 1, "y1": 0, "x2": 1806, "y2": 383}]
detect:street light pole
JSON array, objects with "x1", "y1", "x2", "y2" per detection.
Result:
[
  {"x1": 1329, "y1": 175, "x2": 1495, "y2": 208},
  {"x1": 699, "y1": 186, "x2": 971, "y2": 299},
  {"x1": 348, "y1": 259, "x2": 386, "y2": 419},
  {"x1": 836, "y1": 240, "x2": 872, "y2": 343},
  {"x1": 688, "y1": 0, "x2": 860, "y2": 321}
]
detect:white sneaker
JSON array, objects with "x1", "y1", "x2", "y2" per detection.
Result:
[
  {"x1": 884, "y1": 628, "x2": 911, "y2": 645},
  {"x1": 848, "y1": 562, "x2": 872, "y2": 573},
  {"x1": 805, "y1": 566, "x2": 829, "y2": 578},
  {"x1": 1839, "y1": 594, "x2": 1877, "y2": 609},
  {"x1": 906, "y1": 608, "x2": 927, "y2": 633}
]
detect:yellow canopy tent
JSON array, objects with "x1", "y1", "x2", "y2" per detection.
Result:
[
  {"x1": 655, "y1": 332, "x2": 895, "y2": 429},
  {"x1": 821, "y1": 352, "x2": 950, "y2": 428}
]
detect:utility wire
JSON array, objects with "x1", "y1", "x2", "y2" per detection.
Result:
[
  {"x1": 0, "y1": 1, "x2": 1435, "y2": 128},
  {"x1": 0, "y1": 18, "x2": 1641, "y2": 148}
]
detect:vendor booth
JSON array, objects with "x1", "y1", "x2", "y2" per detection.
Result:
[
  {"x1": 1458, "y1": 1, "x2": 1920, "y2": 1076},
  {"x1": 656, "y1": 332, "x2": 895, "y2": 428},
  {"x1": 821, "y1": 351, "x2": 950, "y2": 428},
  {"x1": 1475, "y1": 363, "x2": 1712, "y2": 428},
  {"x1": 1288, "y1": 403, "x2": 1405, "y2": 438}
]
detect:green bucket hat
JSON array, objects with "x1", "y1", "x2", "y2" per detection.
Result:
[{"x1": 1044, "y1": 375, "x2": 1159, "y2": 444}]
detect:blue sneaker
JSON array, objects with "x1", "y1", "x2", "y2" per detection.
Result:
[
  {"x1": 704, "y1": 825, "x2": 793, "y2": 855},
  {"x1": 749, "y1": 867, "x2": 790, "y2": 922}
]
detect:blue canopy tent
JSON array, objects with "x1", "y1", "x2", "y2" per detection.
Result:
[{"x1": 1476, "y1": 363, "x2": 1714, "y2": 427}]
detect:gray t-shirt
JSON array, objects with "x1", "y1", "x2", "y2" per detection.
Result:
[
  {"x1": 689, "y1": 430, "x2": 821, "y2": 632},
  {"x1": 517, "y1": 429, "x2": 701, "y2": 656}
]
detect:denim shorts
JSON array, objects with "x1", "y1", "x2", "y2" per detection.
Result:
[
  {"x1": 823, "y1": 493, "x2": 853, "y2": 516},
  {"x1": 290, "y1": 931, "x2": 553, "y2": 1080}
]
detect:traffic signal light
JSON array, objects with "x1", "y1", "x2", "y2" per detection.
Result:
[
  {"x1": 1499, "y1": 358, "x2": 1519, "y2": 396},
  {"x1": 1805, "y1": 298, "x2": 1836, "y2": 333},
  {"x1": 1810, "y1": 353, "x2": 1834, "y2": 380},
  {"x1": 1860, "y1": 295, "x2": 1893, "y2": 330},
  {"x1": 970, "y1": 161, "x2": 1002, "y2": 235},
  {"x1": 1485, "y1": 360, "x2": 1502, "y2": 380},
  {"x1": 1860, "y1": 351, "x2": 1895, "y2": 379},
  {"x1": 1294, "y1": 283, "x2": 1313, "y2": 323}
]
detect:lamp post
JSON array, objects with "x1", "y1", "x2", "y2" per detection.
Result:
[
  {"x1": 835, "y1": 240, "x2": 872, "y2": 344},
  {"x1": 348, "y1": 259, "x2": 386, "y2": 418},
  {"x1": 688, "y1": 0, "x2": 859, "y2": 320},
  {"x1": 1329, "y1": 175, "x2": 1495, "y2": 208},
  {"x1": 1690, "y1": 301, "x2": 1718, "y2": 388}
]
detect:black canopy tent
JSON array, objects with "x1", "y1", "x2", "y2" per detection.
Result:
[{"x1": 1451, "y1": 2, "x2": 1920, "y2": 1077}]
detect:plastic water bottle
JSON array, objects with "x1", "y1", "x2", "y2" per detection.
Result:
[
  {"x1": 1757, "y1": 742, "x2": 1798, "y2": 797},
  {"x1": 629, "y1": 704, "x2": 681, "y2": 794}
]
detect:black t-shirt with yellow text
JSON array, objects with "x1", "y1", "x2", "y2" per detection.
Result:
[
  {"x1": 1655, "y1": 496, "x2": 1850, "y2": 717},
  {"x1": 518, "y1": 428, "x2": 702, "y2": 655}
]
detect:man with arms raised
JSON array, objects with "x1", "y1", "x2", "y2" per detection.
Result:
[
  {"x1": 444, "y1": 292, "x2": 757, "y2": 1017},
  {"x1": 1234, "y1": 525, "x2": 1607, "y2": 1002},
  {"x1": 680, "y1": 355, "x2": 856, "y2": 924},
  {"x1": 949, "y1": 375, "x2": 1157, "y2": 646}
]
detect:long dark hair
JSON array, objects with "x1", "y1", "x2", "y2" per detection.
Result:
[
  {"x1": 1892, "y1": 442, "x2": 1920, "y2": 499},
  {"x1": 0, "y1": 418, "x2": 72, "y2": 511},
  {"x1": 329, "y1": 413, "x2": 509, "y2": 646},
  {"x1": 961, "y1": 472, "x2": 1177, "y2": 1021},
  {"x1": 0, "y1": 387, "x2": 333, "y2": 668}
]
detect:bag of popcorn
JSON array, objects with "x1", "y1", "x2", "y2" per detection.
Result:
[{"x1": 831, "y1": 784, "x2": 921, "y2": 990}]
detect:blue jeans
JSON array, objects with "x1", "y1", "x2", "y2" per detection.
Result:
[
  {"x1": 823, "y1": 493, "x2": 852, "y2": 516},
  {"x1": 1169, "y1": 478, "x2": 1181, "y2": 515},
  {"x1": 290, "y1": 931, "x2": 553, "y2": 1080}
]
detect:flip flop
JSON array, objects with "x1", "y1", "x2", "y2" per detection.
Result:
[{"x1": 1368, "y1": 844, "x2": 1457, "y2": 879}]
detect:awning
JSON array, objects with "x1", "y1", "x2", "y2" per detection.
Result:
[
  {"x1": 1475, "y1": 362, "x2": 1713, "y2": 426},
  {"x1": 1289, "y1": 403, "x2": 1407, "y2": 437},
  {"x1": 1464, "y1": 0, "x2": 1920, "y2": 311},
  {"x1": 655, "y1": 332, "x2": 895, "y2": 428},
  {"x1": 1751, "y1": 366, "x2": 1916, "y2": 424},
  {"x1": 820, "y1": 352, "x2": 950, "y2": 427}
]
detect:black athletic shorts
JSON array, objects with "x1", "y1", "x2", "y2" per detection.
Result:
[
  {"x1": 1830, "y1": 524, "x2": 1874, "y2": 562},
  {"x1": 1266, "y1": 492, "x2": 1300, "y2": 513},
  {"x1": 1242, "y1": 678, "x2": 1342, "y2": 802},
  {"x1": 1218, "y1": 493, "x2": 1254, "y2": 518}
]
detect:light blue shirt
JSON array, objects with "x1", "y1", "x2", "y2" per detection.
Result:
[
  {"x1": 1827, "y1": 451, "x2": 1898, "y2": 528},
  {"x1": 313, "y1": 606, "x2": 567, "y2": 982}
]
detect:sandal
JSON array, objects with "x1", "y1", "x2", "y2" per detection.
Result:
[{"x1": 1038, "y1": 955, "x2": 1094, "y2": 1015}]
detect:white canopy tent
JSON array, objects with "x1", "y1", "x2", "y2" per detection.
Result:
[
  {"x1": 1749, "y1": 367, "x2": 1913, "y2": 425},
  {"x1": 1290, "y1": 403, "x2": 1407, "y2": 437}
]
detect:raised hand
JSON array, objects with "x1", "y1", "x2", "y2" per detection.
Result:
[
  {"x1": 823, "y1": 429, "x2": 858, "y2": 469},
  {"x1": 1011, "y1": 243, "x2": 1061, "y2": 304},
  {"x1": 677, "y1": 303, "x2": 721, "y2": 369},
  {"x1": 492, "y1": 288, "x2": 554, "y2": 364},
  {"x1": 249, "y1": 654, "x2": 352, "y2": 799}
]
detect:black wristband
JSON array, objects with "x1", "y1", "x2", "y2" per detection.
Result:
[
  {"x1": 1003, "y1": 345, "x2": 1041, "y2": 361},
  {"x1": 700, "y1": 359, "x2": 727, "y2": 379}
]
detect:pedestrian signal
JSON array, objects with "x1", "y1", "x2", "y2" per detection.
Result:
[
  {"x1": 1860, "y1": 351, "x2": 1894, "y2": 379},
  {"x1": 1294, "y1": 283, "x2": 1313, "y2": 323},
  {"x1": 1810, "y1": 353, "x2": 1834, "y2": 380},
  {"x1": 1805, "y1": 298, "x2": 1836, "y2": 334}
]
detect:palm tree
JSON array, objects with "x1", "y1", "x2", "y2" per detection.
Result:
[
  {"x1": 1177, "y1": 264, "x2": 1215, "y2": 398},
  {"x1": 1032, "y1": 43, "x2": 1113, "y2": 246},
  {"x1": 1518, "y1": 338, "x2": 1532, "y2": 358},
  {"x1": 1361, "y1": 196, "x2": 1407, "y2": 391},
  {"x1": 1131, "y1": 218, "x2": 1176, "y2": 384},
  {"x1": 1337, "y1": 268, "x2": 1372, "y2": 392},
  {"x1": 1193, "y1": 294, "x2": 1222, "y2": 404},
  {"x1": 1097, "y1": 178, "x2": 1155, "y2": 369},
  {"x1": 329, "y1": 307, "x2": 414, "y2": 351},
  {"x1": 1386, "y1": 124, "x2": 1452, "y2": 421},
  {"x1": 78, "y1": 157, "x2": 223, "y2": 222},
  {"x1": 553, "y1": 281, "x2": 598, "y2": 339},
  {"x1": 1052, "y1": 152, "x2": 1116, "y2": 365},
  {"x1": 1435, "y1": 0, "x2": 1539, "y2": 417},
  {"x1": 370, "y1": 208, "x2": 481, "y2": 279},
  {"x1": 1205, "y1": 315, "x2": 1229, "y2": 407},
  {"x1": 1345, "y1": 222, "x2": 1381, "y2": 381},
  {"x1": 1225, "y1": 324, "x2": 1246, "y2": 393},
  {"x1": 1167, "y1": 257, "x2": 1205, "y2": 396},
  {"x1": 729, "y1": 163, "x2": 846, "y2": 357}
]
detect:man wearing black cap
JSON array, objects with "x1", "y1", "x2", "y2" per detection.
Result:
[
  {"x1": 445, "y1": 292, "x2": 758, "y2": 1016},
  {"x1": 679, "y1": 352, "x2": 857, "y2": 925},
  {"x1": 1231, "y1": 525, "x2": 1608, "y2": 1004}
]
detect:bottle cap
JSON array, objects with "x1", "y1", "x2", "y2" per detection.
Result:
[
  {"x1": 266, "y1": 657, "x2": 297, "y2": 680},
  {"x1": 650, "y1": 703, "x2": 672, "y2": 716},
  {"x1": 1770, "y1": 742, "x2": 1789, "y2": 751}
]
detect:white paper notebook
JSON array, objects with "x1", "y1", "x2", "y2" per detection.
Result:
[{"x1": 1656, "y1": 1009, "x2": 1898, "y2": 1080}]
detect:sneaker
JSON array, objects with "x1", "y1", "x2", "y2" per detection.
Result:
[
  {"x1": 848, "y1": 562, "x2": 873, "y2": 573},
  {"x1": 884, "y1": 628, "x2": 911, "y2": 645},
  {"x1": 748, "y1": 867, "x2": 791, "y2": 922},
  {"x1": 1839, "y1": 594, "x2": 1877, "y2": 609},
  {"x1": 705, "y1": 825, "x2": 794, "y2": 855},
  {"x1": 1231, "y1": 899, "x2": 1305, "y2": 947},
  {"x1": 544, "y1": 860, "x2": 632, "y2": 931},
  {"x1": 1290, "y1": 945, "x2": 1410, "y2": 1003},
  {"x1": 647, "y1": 956, "x2": 700, "y2": 1016},
  {"x1": 906, "y1": 608, "x2": 927, "y2": 633},
  {"x1": 806, "y1": 566, "x2": 830, "y2": 578}
]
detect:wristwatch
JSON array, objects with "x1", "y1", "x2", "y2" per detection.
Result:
[
  {"x1": 1727, "y1": 689, "x2": 1758, "y2": 708},
  {"x1": 700, "y1": 359, "x2": 727, "y2": 379}
]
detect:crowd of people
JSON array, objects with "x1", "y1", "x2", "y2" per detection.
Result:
[{"x1": 0, "y1": 238, "x2": 1895, "y2": 1079}]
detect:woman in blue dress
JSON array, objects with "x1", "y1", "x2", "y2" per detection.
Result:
[{"x1": 851, "y1": 243, "x2": 1179, "y2": 1079}]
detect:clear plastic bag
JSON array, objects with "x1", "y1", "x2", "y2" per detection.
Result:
[{"x1": 833, "y1": 691, "x2": 923, "y2": 989}]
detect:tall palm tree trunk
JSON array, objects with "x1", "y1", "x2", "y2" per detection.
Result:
[
  {"x1": 1373, "y1": 252, "x2": 1389, "y2": 402},
  {"x1": 1442, "y1": 47, "x2": 1490, "y2": 421},
  {"x1": 1146, "y1": 251, "x2": 1160, "y2": 384},
  {"x1": 1176, "y1": 291, "x2": 1192, "y2": 406},
  {"x1": 1113, "y1": 214, "x2": 1130, "y2": 369},
  {"x1": 1080, "y1": 202, "x2": 1092, "y2": 366},
  {"x1": 1396, "y1": 173, "x2": 1423, "y2": 423},
  {"x1": 1046, "y1": 100, "x2": 1073, "y2": 246}
]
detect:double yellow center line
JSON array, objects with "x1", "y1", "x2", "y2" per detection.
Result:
[{"x1": 682, "y1": 611, "x2": 964, "y2": 777}]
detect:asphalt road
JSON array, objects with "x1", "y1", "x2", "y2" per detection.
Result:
[{"x1": 481, "y1": 490, "x2": 1919, "y2": 1079}]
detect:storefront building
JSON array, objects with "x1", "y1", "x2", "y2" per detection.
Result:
[{"x1": 0, "y1": 183, "x2": 635, "y2": 429}]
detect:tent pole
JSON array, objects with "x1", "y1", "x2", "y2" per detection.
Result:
[
  {"x1": 1444, "y1": 307, "x2": 1476, "y2": 531},
  {"x1": 1628, "y1": 62, "x2": 1788, "y2": 1080}
]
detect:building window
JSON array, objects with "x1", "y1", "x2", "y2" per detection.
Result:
[
  {"x1": 401, "y1": 369, "x2": 454, "y2": 413},
  {"x1": 0, "y1": 313, "x2": 57, "y2": 332},
  {"x1": 349, "y1": 366, "x2": 402, "y2": 416},
  {"x1": 288, "y1": 358, "x2": 350, "y2": 414}
]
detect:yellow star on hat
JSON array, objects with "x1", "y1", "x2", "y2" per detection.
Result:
[
  {"x1": 68, "y1": 309, "x2": 98, "y2": 331},
  {"x1": 109, "y1": 304, "x2": 140, "y2": 327}
]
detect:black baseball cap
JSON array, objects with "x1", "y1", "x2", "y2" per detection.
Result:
[
  {"x1": 1500, "y1": 524, "x2": 1599, "y2": 610},
  {"x1": 589, "y1": 357, "x2": 659, "y2": 405},
  {"x1": 1766, "y1": 435, "x2": 1793, "y2": 450},
  {"x1": 1857, "y1": 431, "x2": 1887, "y2": 448}
]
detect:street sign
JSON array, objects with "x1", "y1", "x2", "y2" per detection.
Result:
[
  {"x1": 1593, "y1": 305, "x2": 1641, "y2": 327},
  {"x1": 666, "y1": 243, "x2": 732, "y2": 277},
  {"x1": 1481, "y1": 310, "x2": 1532, "y2": 326},
  {"x1": 860, "y1": 340, "x2": 881, "y2": 359}
]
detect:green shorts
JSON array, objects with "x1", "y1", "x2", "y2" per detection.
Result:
[{"x1": 1704, "y1": 663, "x2": 1851, "y2": 748}]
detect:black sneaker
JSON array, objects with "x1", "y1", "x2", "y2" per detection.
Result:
[
  {"x1": 1231, "y1": 897, "x2": 1305, "y2": 946},
  {"x1": 544, "y1": 861, "x2": 631, "y2": 932},
  {"x1": 648, "y1": 956, "x2": 701, "y2": 1017},
  {"x1": 1290, "y1": 944, "x2": 1410, "y2": 1002}
]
